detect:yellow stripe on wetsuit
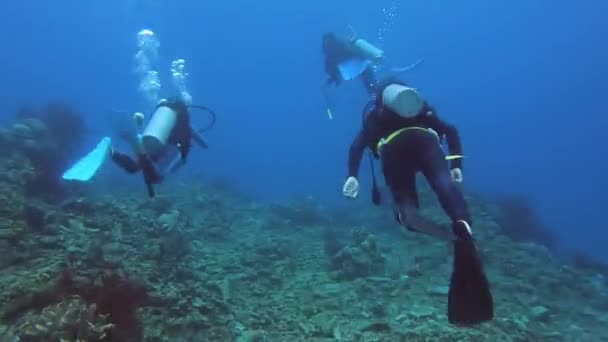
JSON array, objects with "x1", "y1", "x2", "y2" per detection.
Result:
[{"x1": 376, "y1": 126, "x2": 464, "y2": 161}]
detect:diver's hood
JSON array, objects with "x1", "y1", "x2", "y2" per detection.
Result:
[{"x1": 382, "y1": 84, "x2": 425, "y2": 118}]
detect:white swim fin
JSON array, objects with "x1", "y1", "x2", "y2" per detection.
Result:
[
  {"x1": 338, "y1": 58, "x2": 373, "y2": 81},
  {"x1": 62, "y1": 137, "x2": 112, "y2": 181}
]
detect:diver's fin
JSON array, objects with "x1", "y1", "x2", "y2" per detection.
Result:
[
  {"x1": 62, "y1": 137, "x2": 112, "y2": 181},
  {"x1": 390, "y1": 58, "x2": 425, "y2": 74},
  {"x1": 338, "y1": 59, "x2": 373, "y2": 81},
  {"x1": 191, "y1": 127, "x2": 209, "y2": 149},
  {"x1": 398, "y1": 205, "x2": 454, "y2": 241},
  {"x1": 448, "y1": 223, "x2": 494, "y2": 325}
]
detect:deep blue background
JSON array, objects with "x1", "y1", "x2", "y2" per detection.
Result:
[{"x1": 0, "y1": 0, "x2": 606, "y2": 260}]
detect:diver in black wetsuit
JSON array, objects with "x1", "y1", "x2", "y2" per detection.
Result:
[
  {"x1": 342, "y1": 77, "x2": 494, "y2": 326},
  {"x1": 111, "y1": 98, "x2": 209, "y2": 198}
]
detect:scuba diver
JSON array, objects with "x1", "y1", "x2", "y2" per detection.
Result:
[
  {"x1": 321, "y1": 30, "x2": 423, "y2": 119},
  {"x1": 322, "y1": 32, "x2": 382, "y2": 96},
  {"x1": 110, "y1": 98, "x2": 212, "y2": 198},
  {"x1": 341, "y1": 77, "x2": 494, "y2": 325},
  {"x1": 62, "y1": 30, "x2": 215, "y2": 195},
  {"x1": 321, "y1": 31, "x2": 384, "y2": 120}
]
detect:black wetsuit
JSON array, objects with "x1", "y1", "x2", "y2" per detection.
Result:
[
  {"x1": 112, "y1": 100, "x2": 192, "y2": 197},
  {"x1": 347, "y1": 81, "x2": 471, "y2": 226}
]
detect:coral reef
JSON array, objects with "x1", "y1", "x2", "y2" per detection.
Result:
[
  {"x1": 1, "y1": 129, "x2": 608, "y2": 341},
  {"x1": 329, "y1": 226, "x2": 386, "y2": 280},
  {"x1": 5, "y1": 296, "x2": 114, "y2": 341},
  {"x1": 8, "y1": 102, "x2": 87, "y2": 200},
  {"x1": 269, "y1": 196, "x2": 334, "y2": 228}
]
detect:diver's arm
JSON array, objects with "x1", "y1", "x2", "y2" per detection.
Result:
[
  {"x1": 348, "y1": 111, "x2": 377, "y2": 177},
  {"x1": 170, "y1": 128, "x2": 199, "y2": 174},
  {"x1": 431, "y1": 116, "x2": 463, "y2": 170},
  {"x1": 347, "y1": 129, "x2": 369, "y2": 178},
  {"x1": 177, "y1": 130, "x2": 192, "y2": 161},
  {"x1": 168, "y1": 143, "x2": 189, "y2": 174},
  {"x1": 168, "y1": 127, "x2": 209, "y2": 174},
  {"x1": 180, "y1": 142, "x2": 191, "y2": 161},
  {"x1": 325, "y1": 65, "x2": 341, "y2": 87},
  {"x1": 360, "y1": 67, "x2": 378, "y2": 96}
]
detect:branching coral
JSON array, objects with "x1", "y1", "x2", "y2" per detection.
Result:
[
  {"x1": 330, "y1": 227, "x2": 386, "y2": 280},
  {"x1": 7, "y1": 296, "x2": 114, "y2": 341}
]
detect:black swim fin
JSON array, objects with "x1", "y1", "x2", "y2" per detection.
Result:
[{"x1": 448, "y1": 222, "x2": 494, "y2": 325}]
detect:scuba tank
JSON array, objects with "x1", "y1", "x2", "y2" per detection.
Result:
[
  {"x1": 352, "y1": 38, "x2": 384, "y2": 62},
  {"x1": 141, "y1": 102, "x2": 180, "y2": 156},
  {"x1": 141, "y1": 100, "x2": 216, "y2": 156},
  {"x1": 382, "y1": 84, "x2": 425, "y2": 118}
]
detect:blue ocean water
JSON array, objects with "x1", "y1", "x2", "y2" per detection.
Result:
[{"x1": 0, "y1": 0, "x2": 606, "y2": 261}]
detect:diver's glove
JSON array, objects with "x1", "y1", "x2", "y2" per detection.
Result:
[
  {"x1": 451, "y1": 168, "x2": 463, "y2": 183},
  {"x1": 343, "y1": 177, "x2": 359, "y2": 199}
]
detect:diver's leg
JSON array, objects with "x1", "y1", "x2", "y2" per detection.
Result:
[
  {"x1": 381, "y1": 137, "x2": 418, "y2": 210},
  {"x1": 389, "y1": 170, "x2": 419, "y2": 226},
  {"x1": 394, "y1": 185, "x2": 454, "y2": 240},
  {"x1": 138, "y1": 154, "x2": 163, "y2": 185},
  {"x1": 420, "y1": 143, "x2": 493, "y2": 325},
  {"x1": 134, "y1": 154, "x2": 163, "y2": 198},
  {"x1": 420, "y1": 144, "x2": 471, "y2": 225},
  {"x1": 381, "y1": 134, "x2": 451, "y2": 239},
  {"x1": 111, "y1": 151, "x2": 141, "y2": 173}
]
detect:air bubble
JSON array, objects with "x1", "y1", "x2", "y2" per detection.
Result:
[
  {"x1": 134, "y1": 29, "x2": 162, "y2": 105},
  {"x1": 376, "y1": 0, "x2": 400, "y2": 49},
  {"x1": 170, "y1": 59, "x2": 192, "y2": 104}
]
